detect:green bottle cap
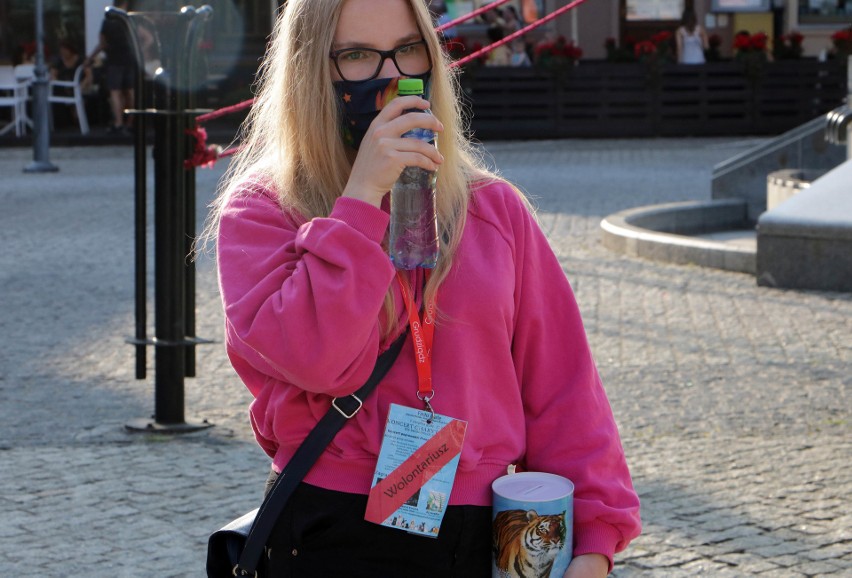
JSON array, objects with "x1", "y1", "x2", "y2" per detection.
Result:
[{"x1": 397, "y1": 78, "x2": 424, "y2": 95}]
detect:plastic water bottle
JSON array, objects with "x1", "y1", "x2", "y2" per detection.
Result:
[{"x1": 389, "y1": 78, "x2": 439, "y2": 270}]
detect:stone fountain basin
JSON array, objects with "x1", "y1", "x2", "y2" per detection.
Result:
[{"x1": 600, "y1": 199, "x2": 756, "y2": 274}]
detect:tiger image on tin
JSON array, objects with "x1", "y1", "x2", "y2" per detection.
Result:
[{"x1": 492, "y1": 509, "x2": 568, "y2": 577}]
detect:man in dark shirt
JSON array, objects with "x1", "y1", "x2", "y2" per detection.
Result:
[{"x1": 85, "y1": 0, "x2": 136, "y2": 134}]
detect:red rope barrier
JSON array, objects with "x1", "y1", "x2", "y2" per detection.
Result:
[
  {"x1": 195, "y1": 98, "x2": 255, "y2": 125},
  {"x1": 436, "y1": 0, "x2": 511, "y2": 33},
  {"x1": 451, "y1": 0, "x2": 592, "y2": 68},
  {"x1": 217, "y1": 145, "x2": 243, "y2": 159},
  {"x1": 187, "y1": 101, "x2": 253, "y2": 168}
]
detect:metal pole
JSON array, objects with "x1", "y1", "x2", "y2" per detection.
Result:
[
  {"x1": 153, "y1": 74, "x2": 187, "y2": 426},
  {"x1": 180, "y1": 5, "x2": 212, "y2": 379},
  {"x1": 130, "y1": 14, "x2": 149, "y2": 381},
  {"x1": 571, "y1": 8, "x2": 579, "y2": 48},
  {"x1": 24, "y1": 0, "x2": 58, "y2": 174},
  {"x1": 847, "y1": 56, "x2": 851, "y2": 161},
  {"x1": 108, "y1": 7, "x2": 149, "y2": 380}
]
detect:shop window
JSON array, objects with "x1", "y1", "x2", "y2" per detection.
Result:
[
  {"x1": 626, "y1": 0, "x2": 684, "y2": 21},
  {"x1": 711, "y1": 0, "x2": 771, "y2": 11},
  {"x1": 799, "y1": 0, "x2": 852, "y2": 24},
  {"x1": 0, "y1": 0, "x2": 85, "y2": 64}
]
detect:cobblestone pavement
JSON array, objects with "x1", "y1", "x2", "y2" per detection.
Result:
[{"x1": 0, "y1": 139, "x2": 849, "y2": 577}]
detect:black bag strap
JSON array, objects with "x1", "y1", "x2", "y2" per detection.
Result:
[{"x1": 235, "y1": 331, "x2": 408, "y2": 576}]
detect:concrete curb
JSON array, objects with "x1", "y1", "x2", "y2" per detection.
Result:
[{"x1": 601, "y1": 199, "x2": 756, "y2": 274}]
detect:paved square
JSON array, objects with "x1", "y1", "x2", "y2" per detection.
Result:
[{"x1": 0, "y1": 139, "x2": 848, "y2": 576}]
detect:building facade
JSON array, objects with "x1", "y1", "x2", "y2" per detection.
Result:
[
  {"x1": 455, "y1": 0, "x2": 851, "y2": 60},
  {"x1": 1, "y1": 1, "x2": 849, "y2": 79}
]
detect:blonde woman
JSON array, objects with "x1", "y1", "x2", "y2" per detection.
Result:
[{"x1": 206, "y1": 0, "x2": 640, "y2": 575}]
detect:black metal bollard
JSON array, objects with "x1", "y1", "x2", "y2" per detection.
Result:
[{"x1": 112, "y1": 6, "x2": 214, "y2": 433}]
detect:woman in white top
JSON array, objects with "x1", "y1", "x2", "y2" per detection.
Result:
[{"x1": 676, "y1": 9, "x2": 708, "y2": 65}]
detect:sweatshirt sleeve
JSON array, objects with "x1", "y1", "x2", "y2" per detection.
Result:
[
  {"x1": 505, "y1": 187, "x2": 641, "y2": 567},
  {"x1": 217, "y1": 183, "x2": 396, "y2": 397}
]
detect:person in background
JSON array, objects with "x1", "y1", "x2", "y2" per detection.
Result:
[
  {"x1": 676, "y1": 8, "x2": 708, "y2": 64},
  {"x1": 14, "y1": 41, "x2": 37, "y2": 65},
  {"x1": 480, "y1": 4, "x2": 505, "y2": 28},
  {"x1": 203, "y1": 0, "x2": 641, "y2": 575},
  {"x1": 509, "y1": 38, "x2": 531, "y2": 67},
  {"x1": 485, "y1": 23, "x2": 511, "y2": 66},
  {"x1": 502, "y1": 4, "x2": 523, "y2": 35},
  {"x1": 84, "y1": 0, "x2": 136, "y2": 134},
  {"x1": 433, "y1": 1, "x2": 457, "y2": 40},
  {"x1": 50, "y1": 40, "x2": 93, "y2": 128},
  {"x1": 521, "y1": 0, "x2": 539, "y2": 24}
]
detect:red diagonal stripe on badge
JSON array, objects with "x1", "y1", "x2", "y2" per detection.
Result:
[{"x1": 365, "y1": 419, "x2": 466, "y2": 525}]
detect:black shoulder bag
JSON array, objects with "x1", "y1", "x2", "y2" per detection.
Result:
[{"x1": 207, "y1": 332, "x2": 407, "y2": 577}]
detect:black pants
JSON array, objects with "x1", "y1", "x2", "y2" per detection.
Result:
[{"x1": 263, "y1": 472, "x2": 492, "y2": 577}]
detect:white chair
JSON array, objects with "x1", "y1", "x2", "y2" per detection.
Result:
[
  {"x1": 48, "y1": 64, "x2": 90, "y2": 135},
  {"x1": 13, "y1": 64, "x2": 35, "y2": 133},
  {"x1": 0, "y1": 66, "x2": 28, "y2": 137},
  {"x1": 13, "y1": 64, "x2": 35, "y2": 81}
]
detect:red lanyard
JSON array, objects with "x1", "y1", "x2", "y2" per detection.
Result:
[{"x1": 396, "y1": 271, "x2": 436, "y2": 412}]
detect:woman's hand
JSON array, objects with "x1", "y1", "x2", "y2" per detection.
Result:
[
  {"x1": 342, "y1": 95, "x2": 444, "y2": 208},
  {"x1": 562, "y1": 553, "x2": 610, "y2": 578}
]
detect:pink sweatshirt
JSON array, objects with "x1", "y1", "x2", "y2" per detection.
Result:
[{"x1": 217, "y1": 178, "x2": 641, "y2": 563}]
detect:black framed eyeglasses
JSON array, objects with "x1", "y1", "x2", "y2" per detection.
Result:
[{"x1": 329, "y1": 40, "x2": 432, "y2": 82}]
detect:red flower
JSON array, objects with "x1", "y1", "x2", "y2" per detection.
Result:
[
  {"x1": 564, "y1": 43, "x2": 583, "y2": 60},
  {"x1": 634, "y1": 40, "x2": 657, "y2": 58},
  {"x1": 733, "y1": 34, "x2": 751, "y2": 51},
  {"x1": 750, "y1": 32, "x2": 768, "y2": 51},
  {"x1": 789, "y1": 31, "x2": 804, "y2": 45},
  {"x1": 832, "y1": 27, "x2": 852, "y2": 54},
  {"x1": 651, "y1": 31, "x2": 672, "y2": 46},
  {"x1": 535, "y1": 37, "x2": 582, "y2": 67},
  {"x1": 832, "y1": 29, "x2": 852, "y2": 43},
  {"x1": 734, "y1": 32, "x2": 767, "y2": 53},
  {"x1": 534, "y1": 41, "x2": 553, "y2": 59}
]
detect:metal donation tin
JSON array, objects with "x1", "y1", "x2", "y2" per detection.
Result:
[{"x1": 492, "y1": 471, "x2": 574, "y2": 578}]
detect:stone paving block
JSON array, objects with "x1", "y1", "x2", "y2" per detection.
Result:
[
  {"x1": 753, "y1": 541, "x2": 811, "y2": 558},
  {"x1": 700, "y1": 539, "x2": 747, "y2": 555},
  {"x1": 0, "y1": 524, "x2": 26, "y2": 539},
  {"x1": 680, "y1": 559, "x2": 742, "y2": 576},
  {"x1": 632, "y1": 549, "x2": 703, "y2": 569},
  {"x1": 789, "y1": 559, "x2": 845, "y2": 575},
  {"x1": 754, "y1": 569, "x2": 808, "y2": 577},
  {"x1": 714, "y1": 553, "x2": 781, "y2": 573},
  {"x1": 772, "y1": 553, "x2": 814, "y2": 568},
  {"x1": 806, "y1": 542, "x2": 852, "y2": 561},
  {"x1": 693, "y1": 516, "x2": 747, "y2": 533}
]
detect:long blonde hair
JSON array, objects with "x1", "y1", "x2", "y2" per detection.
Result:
[{"x1": 202, "y1": 0, "x2": 499, "y2": 333}]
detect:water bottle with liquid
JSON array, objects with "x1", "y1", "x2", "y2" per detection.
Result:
[{"x1": 389, "y1": 78, "x2": 439, "y2": 270}]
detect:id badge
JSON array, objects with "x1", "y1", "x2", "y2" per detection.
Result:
[{"x1": 364, "y1": 404, "x2": 467, "y2": 537}]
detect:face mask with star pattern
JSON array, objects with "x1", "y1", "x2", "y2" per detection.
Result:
[{"x1": 333, "y1": 73, "x2": 431, "y2": 149}]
